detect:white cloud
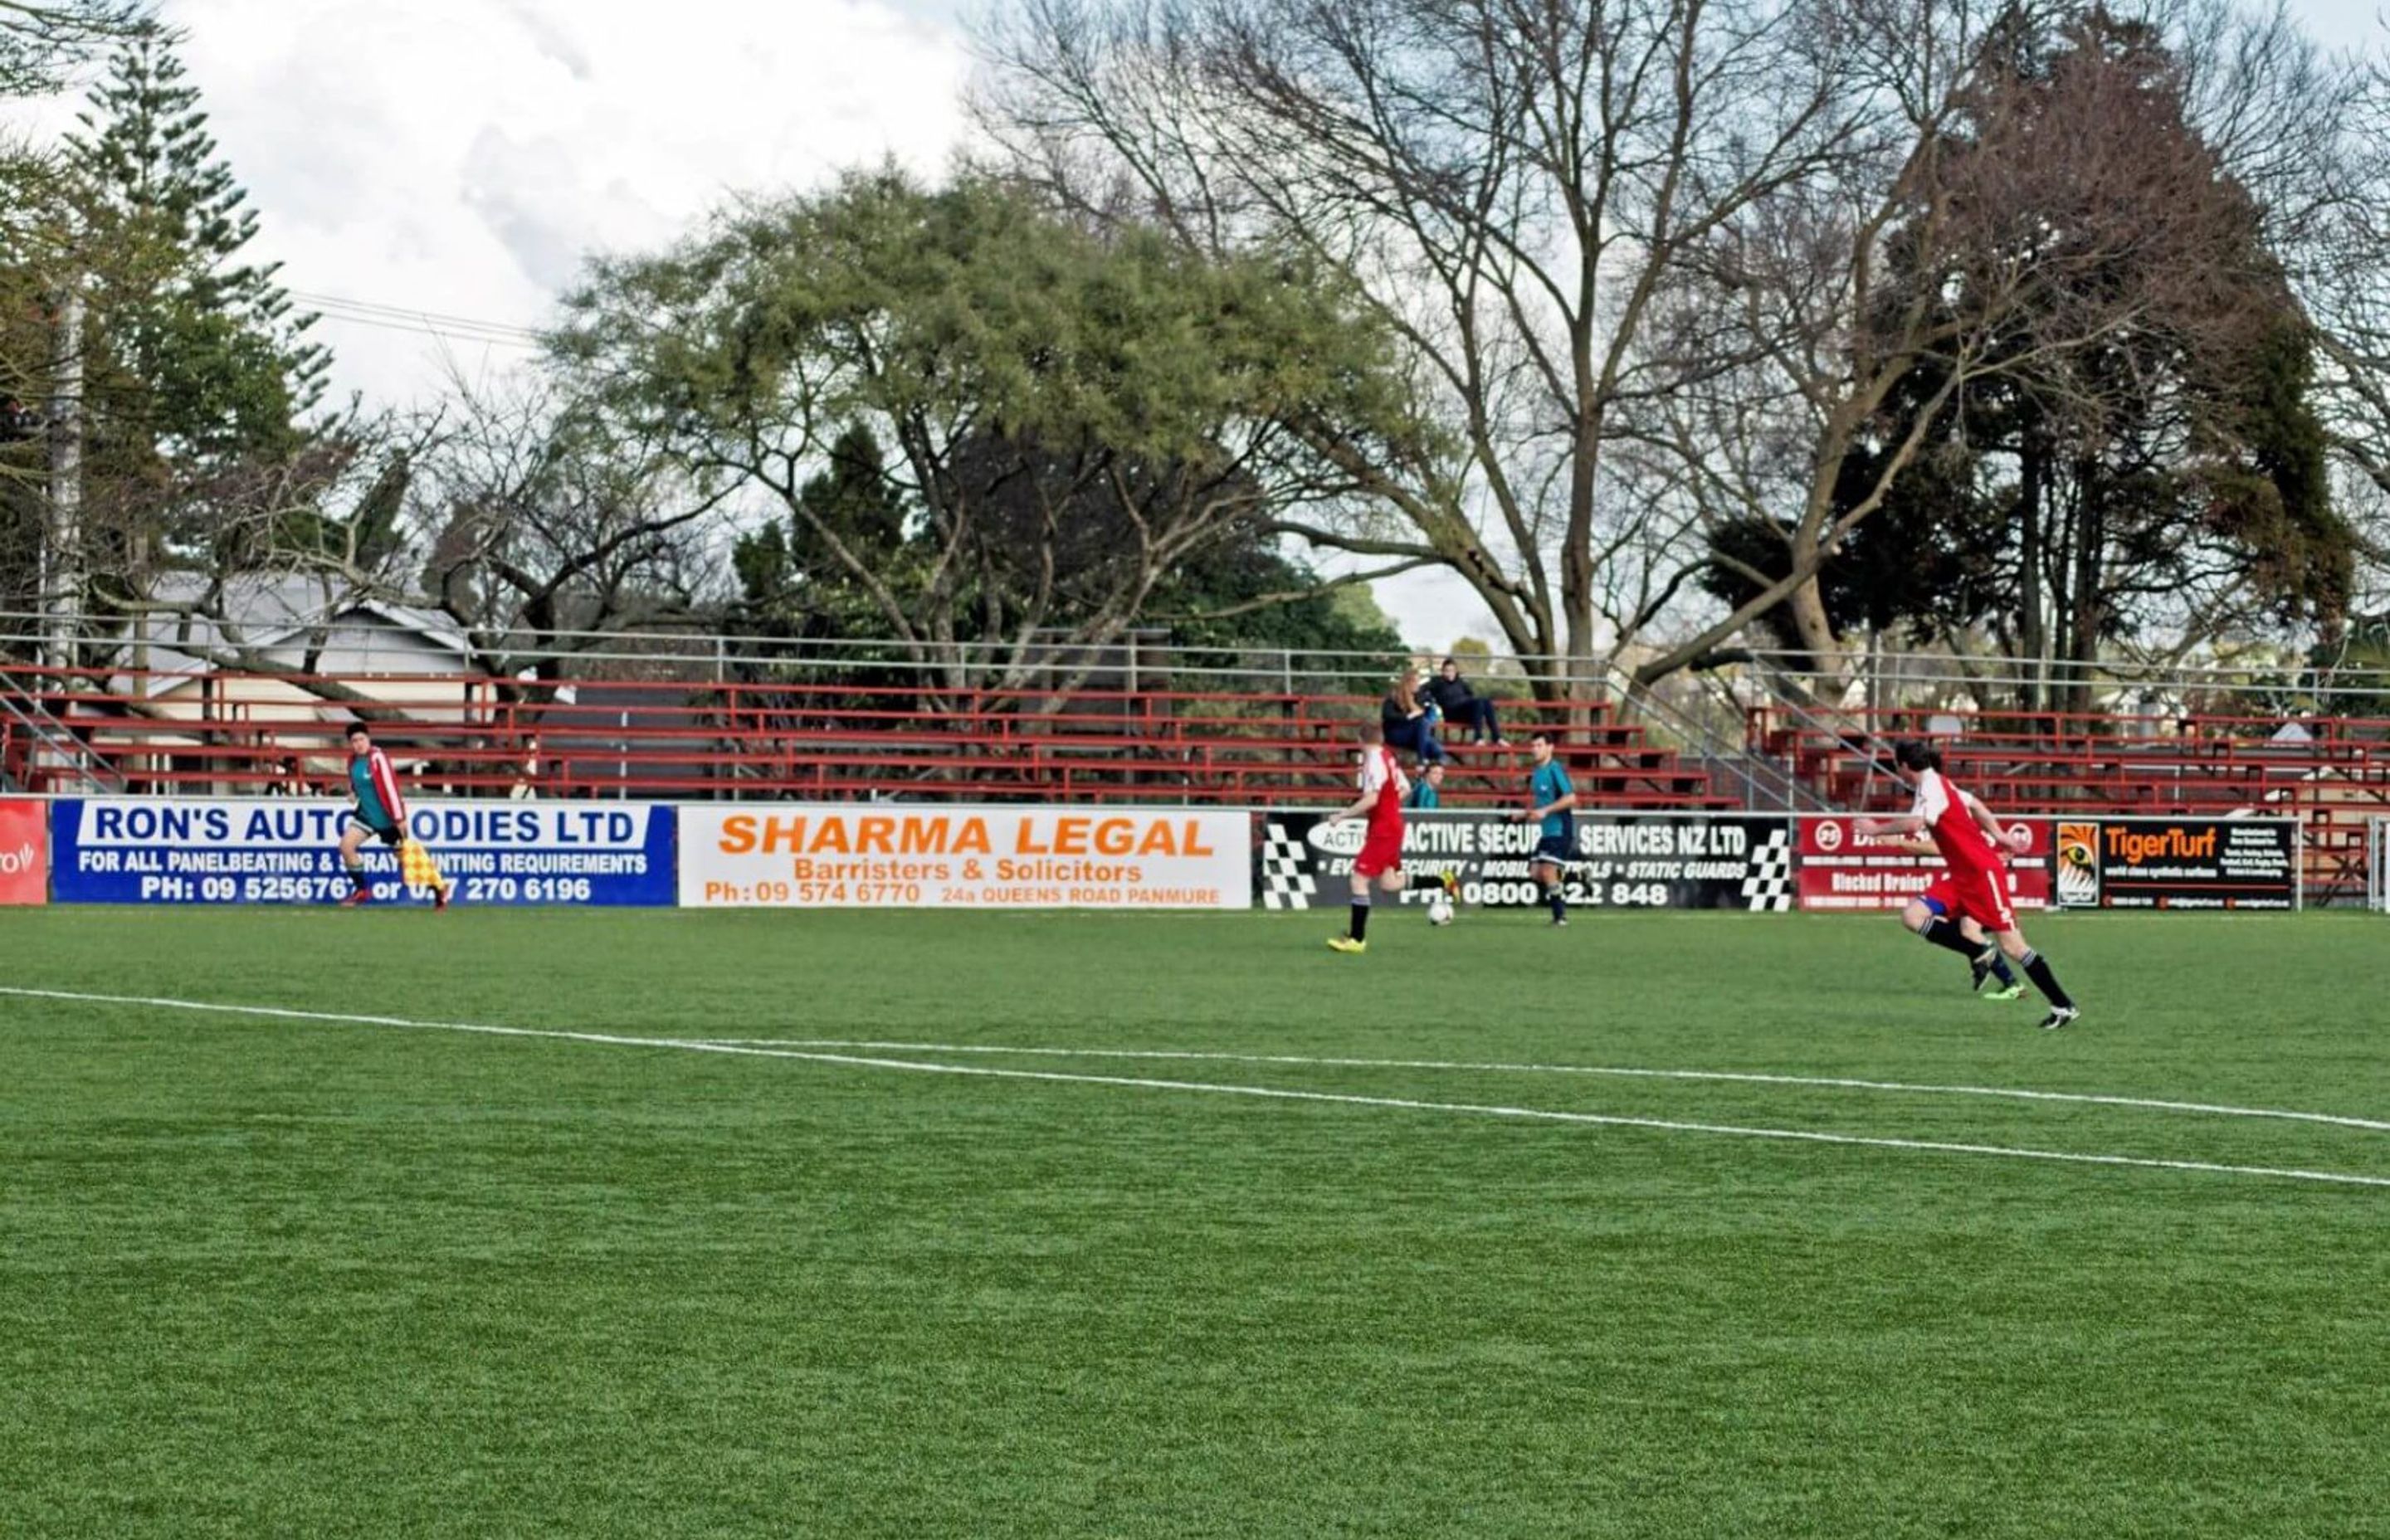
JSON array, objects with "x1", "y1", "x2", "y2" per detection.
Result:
[{"x1": 144, "y1": 0, "x2": 974, "y2": 409}]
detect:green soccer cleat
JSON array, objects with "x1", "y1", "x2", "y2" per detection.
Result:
[
  {"x1": 1327, "y1": 935, "x2": 1367, "y2": 954},
  {"x1": 1984, "y1": 982, "x2": 2026, "y2": 1001}
]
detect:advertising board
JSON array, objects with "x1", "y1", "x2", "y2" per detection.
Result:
[
  {"x1": 46, "y1": 798, "x2": 676, "y2": 906},
  {"x1": 2051, "y1": 816, "x2": 2298, "y2": 910},
  {"x1": 1256, "y1": 811, "x2": 1795, "y2": 911},
  {"x1": 1795, "y1": 814, "x2": 2055, "y2": 913},
  {"x1": 679, "y1": 805, "x2": 1251, "y2": 909},
  {"x1": 0, "y1": 798, "x2": 46, "y2": 905}
]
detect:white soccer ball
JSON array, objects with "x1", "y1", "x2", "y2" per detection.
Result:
[{"x1": 1426, "y1": 891, "x2": 1456, "y2": 927}]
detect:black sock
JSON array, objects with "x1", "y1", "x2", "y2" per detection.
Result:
[
  {"x1": 2021, "y1": 950, "x2": 2075, "y2": 1009},
  {"x1": 1407, "y1": 872, "x2": 1444, "y2": 890},
  {"x1": 1918, "y1": 918, "x2": 1984, "y2": 959},
  {"x1": 1989, "y1": 953, "x2": 2017, "y2": 986},
  {"x1": 344, "y1": 865, "x2": 365, "y2": 894},
  {"x1": 1349, "y1": 902, "x2": 1370, "y2": 942},
  {"x1": 1548, "y1": 884, "x2": 1566, "y2": 921}
]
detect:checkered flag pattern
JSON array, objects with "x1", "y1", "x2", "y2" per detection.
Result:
[
  {"x1": 1739, "y1": 824, "x2": 1793, "y2": 912},
  {"x1": 1258, "y1": 821, "x2": 1315, "y2": 910},
  {"x1": 399, "y1": 836, "x2": 447, "y2": 894}
]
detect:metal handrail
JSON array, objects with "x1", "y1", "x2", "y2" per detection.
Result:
[
  {"x1": 1604, "y1": 664, "x2": 1832, "y2": 813},
  {"x1": 0, "y1": 666, "x2": 124, "y2": 793},
  {"x1": 8, "y1": 607, "x2": 2388, "y2": 714}
]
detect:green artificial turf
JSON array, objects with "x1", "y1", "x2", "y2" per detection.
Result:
[{"x1": 3, "y1": 905, "x2": 2388, "y2": 1538}]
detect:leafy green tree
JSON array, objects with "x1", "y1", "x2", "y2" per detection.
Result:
[
  {"x1": 1, "y1": 21, "x2": 337, "y2": 633},
  {"x1": 729, "y1": 422, "x2": 1405, "y2": 694},
  {"x1": 557, "y1": 168, "x2": 1427, "y2": 699},
  {"x1": 66, "y1": 23, "x2": 328, "y2": 465},
  {"x1": 729, "y1": 424, "x2": 911, "y2": 644},
  {"x1": 0, "y1": 3, "x2": 145, "y2": 636}
]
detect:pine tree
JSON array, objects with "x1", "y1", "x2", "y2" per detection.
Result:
[{"x1": 66, "y1": 23, "x2": 329, "y2": 461}]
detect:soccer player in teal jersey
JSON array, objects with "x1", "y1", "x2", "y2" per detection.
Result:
[
  {"x1": 1508, "y1": 731, "x2": 1578, "y2": 926},
  {"x1": 337, "y1": 723, "x2": 446, "y2": 909}
]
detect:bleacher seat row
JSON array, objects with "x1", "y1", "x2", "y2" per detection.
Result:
[{"x1": 6, "y1": 667, "x2": 2383, "y2": 899}]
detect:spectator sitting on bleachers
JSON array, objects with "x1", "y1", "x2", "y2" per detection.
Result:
[
  {"x1": 263, "y1": 757, "x2": 303, "y2": 797},
  {"x1": 1426, "y1": 656, "x2": 1506, "y2": 745},
  {"x1": 1382, "y1": 669, "x2": 1449, "y2": 765},
  {"x1": 1408, "y1": 761, "x2": 1446, "y2": 809}
]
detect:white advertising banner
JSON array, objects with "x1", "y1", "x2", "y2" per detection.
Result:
[{"x1": 678, "y1": 805, "x2": 1251, "y2": 909}]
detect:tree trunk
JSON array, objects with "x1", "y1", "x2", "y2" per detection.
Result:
[
  {"x1": 2066, "y1": 472, "x2": 2105, "y2": 723},
  {"x1": 1561, "y1": 459, "x2": 1601, "y2": 735},
  {"x1": 1785, "y1": 574, "x2": 1844, "y2": 685},
  {"x1": 45, "y1": 285, "x2": 83, "y2": 671},
  {"x1": 2017, "y1": 423, "x2": 2046, "y2": 714}
]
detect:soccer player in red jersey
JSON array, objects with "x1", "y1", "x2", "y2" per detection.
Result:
[
  {"x1": 1892, "y1": 816, "x2": 2027, "y2": 1000},
  {"x1": 1866, "y1": 764, "x2": 2029, "y2": 997},
  {"x1": 1323, "y1": 722, "x2": 1457, "y2": 954},
  {"x1": 1857, "y1": 741, "x2": 2079, "y2": 1027}
]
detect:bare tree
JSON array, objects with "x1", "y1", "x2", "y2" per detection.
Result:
[
  {"x1": 2290, "y1": 19, "x2": 2390, "y2": 568},
  {"x1": 981, "y1": 0, "x2": 2011, "y2": 692},
  {"x1": 69, "y1": 409, "x2": 431, "y2": 708},
  {"x1": 1638, "y1": 0, "x2": 2358, "y2": 694},
  {"x1": 983, "y1": 0, "x2": 2384, "y2": 694},
  {"x1": 409, "y1": 373, "x2": 730, "y2": 683},
  {"x1": 0, "y1": 1, "x2": 145, "y2": 98}
]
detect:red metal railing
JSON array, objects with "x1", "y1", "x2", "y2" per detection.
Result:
[
  {"x1": 0, "y1": 663, "x2": 1729, "y2": 809},
  {"x1": 1744, "y1": 704, "x2": 2390, "y2": 900}
]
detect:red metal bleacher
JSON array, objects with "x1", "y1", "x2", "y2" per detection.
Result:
[
  {"x1": 0, "y1": 663, "x2": 1735, "y2": 811},
  {"x1": 1747, "y1": 705, "x2": 2390, "y2": 901}
]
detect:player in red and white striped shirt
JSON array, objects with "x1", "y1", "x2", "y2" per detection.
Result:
[
  {"x1": 1857, "y1": 742, "x2": 2079, "y2": 1028},
  {"x1": 337, "y1": 724, "x2": 446, "y2": 910}
]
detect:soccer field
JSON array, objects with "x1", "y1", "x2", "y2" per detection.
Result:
[{"x1": 5, "y1": 906, "x2": 2388, "y2": 1538}]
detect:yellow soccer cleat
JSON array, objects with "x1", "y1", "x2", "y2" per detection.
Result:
[{"x1": 1327, "y1": 935, "x2": 1367, "y2": 954}]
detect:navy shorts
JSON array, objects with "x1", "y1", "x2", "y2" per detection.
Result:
[
  {"x1": 345, "y1": 811, "x2": 402, "y2": 846},
  {"x1": 1531, "y1": 833, "x2": 1575, "y2": 866}
]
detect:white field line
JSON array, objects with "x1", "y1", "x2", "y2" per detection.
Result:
[
  {"x1": 5, "y1": 985, "x2": 2388, "y2": 1192},
  {"x1": 688, "y1": 1040, "x2": 2390, "y2": 1136}
]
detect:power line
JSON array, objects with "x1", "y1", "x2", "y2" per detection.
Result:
[
  {"x1": 289, "y1": 290, "x2": 544, "y2": 338},
  {"x1": 286, "y1": 290, "x2": 548, "y2": 351},
  {"x1": 300, "y1": 309, "x2": 545, "y2": 351}
]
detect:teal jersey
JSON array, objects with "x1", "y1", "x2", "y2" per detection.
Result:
[
  {"x1": 349, "y1": 748, "x2": 402, "y2": 832},
  {"x1": 1409, "y1": 781, "x2": 1441, "y2": 810},
  {"x1": 1531, "y1": 761, "x2": 1574, "y2": 840}
]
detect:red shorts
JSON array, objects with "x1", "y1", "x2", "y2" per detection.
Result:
[
  {"x1": 1921, "y1": 865, "x2": 2016, "y2": 932},
  {"x1": 1356, "y1": 820, "x2": 1404, "y2": 878}
]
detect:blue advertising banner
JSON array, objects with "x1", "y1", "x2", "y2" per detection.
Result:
[{"x1": 47, "y1": 798, "x2": 676, "y2": 907}]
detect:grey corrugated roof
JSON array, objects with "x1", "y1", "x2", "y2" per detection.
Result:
[{"x1": 126, "y1": 575, "x2": 474, "y2": 690}]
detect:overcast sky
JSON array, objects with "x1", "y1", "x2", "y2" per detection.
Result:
[{"x1": 15, "y1": 0, "x2": 2388, "y2": 651}]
